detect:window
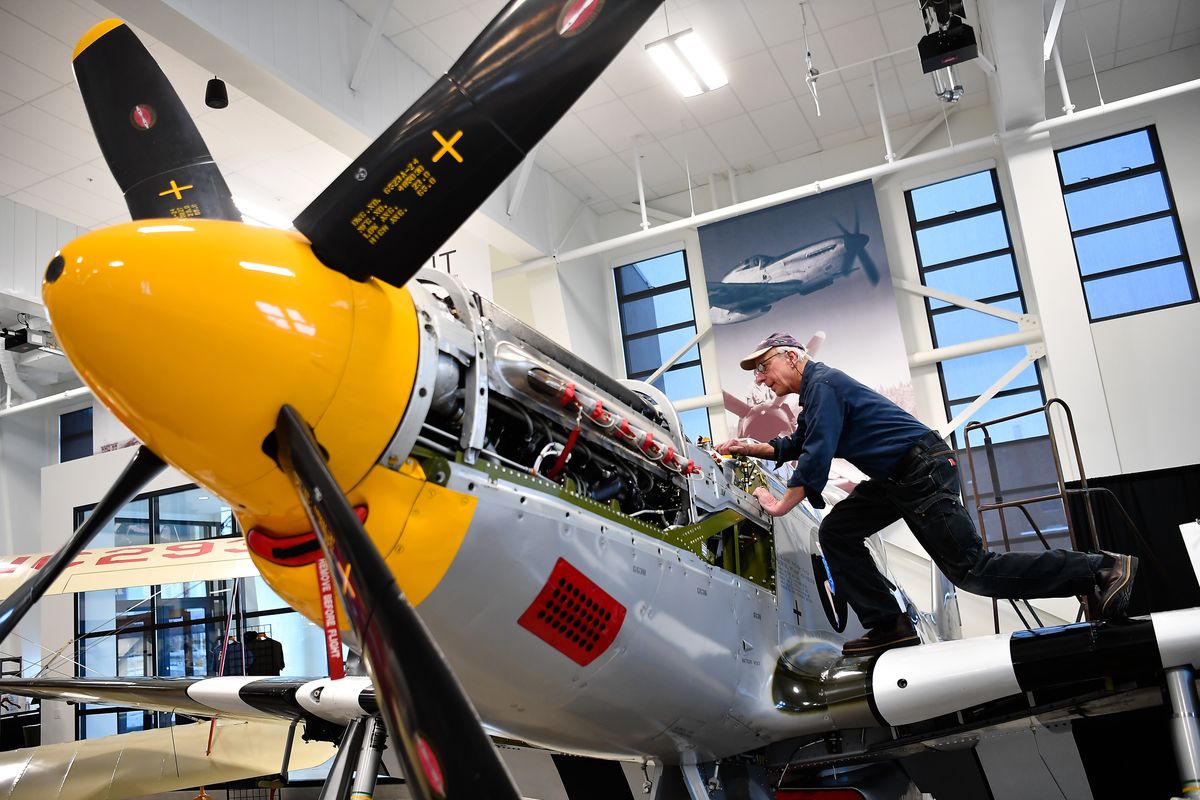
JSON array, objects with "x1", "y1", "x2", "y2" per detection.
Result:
[
  {"x1": 59, "y1": 407, "x2": 93, "y2": 462},
  {"x1": 614, "y1": 250, "x2": 711, "y2": 442},
  {"x1": 906, "y1": 170, "x2": 1062, "y2": 551},
  {"x1": 1055, "y1": 126, "x2": 1196, "y2": 321},
  {"x1": 73, "y1": 485, "x2": 328, "y2": 739}
]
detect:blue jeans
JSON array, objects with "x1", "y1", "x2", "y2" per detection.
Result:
[{"x1": 818, "y1": 431, "x2": 1100, "y2": 629}]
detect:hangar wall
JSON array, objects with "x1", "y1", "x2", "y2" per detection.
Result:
[{"x1": 584, "y1": 46, "x2": 1200, "y2": 480}]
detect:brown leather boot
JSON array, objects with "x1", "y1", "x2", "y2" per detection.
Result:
[
  {"x1": 1096, "y1": 551, "x2": 1138, "y2": 619},
  {"x1": 842, "y1": 613, "x2": 920, "y2": 657}
]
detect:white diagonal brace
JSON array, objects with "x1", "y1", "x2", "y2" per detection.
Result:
[
  {"x1": 937, "y1": 342, "x2": 1046, "y2": 438},
  {"x1": 349, "y1": 0, "x2": 391, "y2": 92},
  {"x1": 506, "y1": 144, "x2": 540, "y2": 219},
  {"x1": 894, "y1": 278, "x2": 1025, "y2": 322}
]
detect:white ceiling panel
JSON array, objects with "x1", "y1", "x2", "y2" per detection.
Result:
[
  {"x1": 0, "y1": 151, "x2": 49, "y2": 191},
  {"x1": 1115, "y1": 0, "x2": 1180, "y2": 51},
  {"x1": 393, "y1": 0, "x2": 464, "y2": 27},
  {"x1": 387, "y1": 28, "x2": 450, "y2": 76},
  {"x1": 543, "y1": 114, "x2": 613, "y2": 166},
  {"x1": 620, "y1": 140, "x2": 683, "y2": 188},
  {"x1": 421, "y1": 7, "x2": 480, "y2": 61},
  {"x1": 682, "y1": 0, "x2": 765, "y2": 61},
  {"x1": 749, "y1": 99, "x2": 817, "y2": 152},
  {"x1": 0, "y1": 50, "x2": 63, "y2": 101},
  {"x1": 808, "y1": 0, "x2": 882, "y2": 31},
  {"x1": 1114, "y1": 36, "x2": 1173, "y2": 68},
  {"x1": 57, "y1": 159, "x2": 120, "y2": 200},
  {"x1": 552, "y1": 167, "x2": 603, "y2": 204},
  {"x1": 705, "y1": 114, "x2": 771, "y2": 167},
  {"x1": 621, "y1": 82, "x2": 693, "y2": 138},
  {"x1": 18, "y1": 176, "x2": 123, "y2": 223},
  {"x1": 801, "y1": 84, "x2": 863, "y2": 137},
  {"x1": 577, "y1": 99, "x2": 644, "y2": 153},
  {"x1": 573, "y1": 77, "x2": 619, "y2": 112},
  {"x1": 742, "y1": 0, "x2": 807, "y2": 49},
  {"x1": 0, "y1": 9, "x2": 76, "y2": 85},
  {"x1": 3, "y1": 0, "x2": 105, "y2": 47},
  {"x1": 30, "y1": 84, "x2": 87, "y2": 126},
  {"x1": 878, "y1": 3, "x2": 926, "y2": 54},
  {"x1": 0, "y1": 88, "x2": 21, "y2": 117},
  {"x1": 726, "y1": 49, "x2": 792, "y2": 112},
  {"x1": 0, "y1": 123, "x2": 82, "y2": 176},
  {"x1": 0, "y1": 104, "x2": 100, "y2": 164},
  {"x1": 682, "y1": 85, "x2": 746, "y2": 127},
  {"x1": 535, "y1": 142, "x2": 570, "y2": 174},
  {"x1": 576, "y1": 154, "x2": 638, "y2": 202},
  {"x1": 823, "y1": 18, "x2": 890, "y2": 81},
  {"x1": 658, "y1": 127, "x2": 726, "y2": 177}
]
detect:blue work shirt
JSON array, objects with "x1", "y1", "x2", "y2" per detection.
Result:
[{"x1": 769, "y1": 360, "x2": 930, "y2": 509}]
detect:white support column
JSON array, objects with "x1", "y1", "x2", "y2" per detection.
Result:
[
  {"x1": 634, "y1": 141, "x2": 650, "y2": 231},
  {"x1": 871, "y1": 60, "x2": 895, "y2": 162},
  {"x1": 1002, "y1": 132, "x2": 1120, "y2": 478}
]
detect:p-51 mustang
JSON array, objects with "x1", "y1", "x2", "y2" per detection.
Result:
[
  {"x1": 2, "y1": 3, "x2": 1199, "y2": 799},
  {"x1": 707, "y1": 221, "x2": 881, "y2": 325}
]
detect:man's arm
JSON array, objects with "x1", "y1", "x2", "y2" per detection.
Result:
[{"x1": 754, "y1": 485, "x2": 805, "y2": 517}]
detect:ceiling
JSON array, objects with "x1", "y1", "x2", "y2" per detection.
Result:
[{"x1": 0, "y1": 0, "x2": 1197, "y2": 236}]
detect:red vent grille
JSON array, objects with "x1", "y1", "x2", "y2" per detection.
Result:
[{"x1": 518, "y1": 558, "x2": 626, "y2": 666}]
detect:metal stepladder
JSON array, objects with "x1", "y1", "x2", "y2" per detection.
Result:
[{"x1": 961, "y1": 397, "x2": 1200, "y2": 799}]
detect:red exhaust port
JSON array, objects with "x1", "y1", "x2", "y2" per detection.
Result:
[{"x1": 518, "y1": 557, "x2": 626, "y2": 666}]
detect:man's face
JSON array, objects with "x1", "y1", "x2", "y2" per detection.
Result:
[{"x1": 753, "y1": 349, "x2": 790, "y2": 395}]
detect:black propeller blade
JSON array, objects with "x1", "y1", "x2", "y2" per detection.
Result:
[
  {"x1": 0, "y1": 446, "x2": 165, "y2": 643},
  {"x1": 294, "y1": 0, "x2": 662, "y2": 288},
  {"x1": 273, "y1": 405, "x2": 520, "y2": 800},
  {"x1": 72, "y1": 19, "x2": 241, "y2": 221},
  {"x1": 858, "y1": 246, "x2": 881, "y2": 285}
]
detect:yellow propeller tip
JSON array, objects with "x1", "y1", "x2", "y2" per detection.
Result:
[{"x1": 73, "y1": 18, "x2": 125, "y2": 61}]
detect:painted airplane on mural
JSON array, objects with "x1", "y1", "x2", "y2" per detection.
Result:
[
  {"x1": 1, "y1": 3, "x2": 1199, "y2": 799},
  {"x1": 707, "y1": 221, "x2": 882, "y2": 325}
]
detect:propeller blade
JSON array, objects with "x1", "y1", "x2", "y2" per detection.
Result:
[
  {"x1": 859, "y1": 247, "x2": 881, "y2": 285},
  {"x1": 272, "y1": 405, "x2": 520, "y2": 800},
  {"x1": 72, "y1": 19, "x2": 241, "y2": 221},
  {"x1": 294, "y1": 0, "x2": 662, "y2": 287},
  {"x1": 0, "y1": 446, "x2": 165, "y2": 643}
]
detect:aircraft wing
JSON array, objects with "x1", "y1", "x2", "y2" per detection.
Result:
[
  {"x1": 0, "y1": 717, "x2": 334, "y2": 800},
  {"x1": 0, "y1": 540, "x2": 257, "y2": 600},
  {"x1": 0, "y1": 675, "x2": 374, "y2": 727}
]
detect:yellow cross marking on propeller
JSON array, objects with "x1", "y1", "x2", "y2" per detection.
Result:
[
  {"x1": 157, "y1": 179, "x2": 194, "y2": 200},
  {"x1": 432, "y1": 129, "x2": 463, "y2": 163},
  {"x1": 339, "y1": 562, "x2": 357, "y2": 599}
]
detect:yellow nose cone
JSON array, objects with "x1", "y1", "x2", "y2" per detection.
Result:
[{"x1": 44, "y1": 219, "x2": 419, "y2": 529}]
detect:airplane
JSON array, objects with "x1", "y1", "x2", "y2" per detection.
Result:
[
  {"x1": 1, "y1": 2, "x2": 1199, "y2": 799},
  {"x1": 707, "y1": 221, "x2": 882, "y2": 325}
]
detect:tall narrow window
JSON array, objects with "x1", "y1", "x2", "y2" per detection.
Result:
[
  {"x1": 905, "y1": 170, "x2": 1060, "y2": 551},
  {"x1": 614, "y1": 250, "x2": 711, "y2": 442},
  {"x1": 1055, "y1": 126, "x2": 1196, "y2": 321},
  {"x1": 59, "y1": 407, "x2": 93, "y2": 463}
]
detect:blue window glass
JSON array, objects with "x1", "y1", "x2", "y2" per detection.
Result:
[
  {"x1": 914, "y1": 210, "x2": 1009, "y2": 266},
  {"x1": 1084, "y1": 263, "x2": 1194, "y2": 320},
  {"x1": 906, "y1": 168, "x2": 1047, "y2": 449},
  {"x1": 615, "y1": 252, "x2": 687, "y2": 294},
  {"x1": 1073, "y1": 216, "x2": 1181, "y2": 275},
  {"x1": 930, "y1": 298, "x2": 1023, "y2": 348},
  {"x1": 1062, "y1": 172, "x2": 1169, "y2": 231},
  {"x1": 615, "y1": 250, "x2": 710, "y2": 443},
  {"x1": 1055, "y1": 126, "x2": 1195, "y2": 321},
  {"x1": 1057, "y1": 129, "x2": 1154, "y2": 186},
  {"x1": 941, "y1": 347, "x2": 1039, "y2": 401},
  {"x1": 618, "y1": 287, "x2": 695, "y2": 336},
  {"x1": 951, "y1": 389, "x2": 1049, "y2": 443},
  {"x1": 60, "y1": 407, "x2": 93, "y2": 462},
  {"x1": 924, "y1": 253, "x2": 1019, "y2": 309},
  {"x1": 909, "y1": 170, "x2": 996, "y2": 222},
  {"x1": 625, "y1": 326, "x2": 700, "y2": 375}
]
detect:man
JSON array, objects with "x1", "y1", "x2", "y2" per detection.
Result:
[{"x1": 716, "y1": 332, "x2": 1137, "y2": 657}]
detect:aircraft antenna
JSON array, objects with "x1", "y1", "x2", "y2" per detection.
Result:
[{"x1": 801, "y1": 3, "x2": 822, "y2": 116}]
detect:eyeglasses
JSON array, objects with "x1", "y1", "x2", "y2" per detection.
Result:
[{"x1": 753, "y1": 352, "x2": 787, "y2": 374}]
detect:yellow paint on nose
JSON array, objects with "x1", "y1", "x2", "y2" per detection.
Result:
[{"x1": 44, "y1": 219, "x2": 420, "y2": 530}]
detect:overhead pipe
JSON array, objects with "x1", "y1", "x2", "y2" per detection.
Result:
[
  {"x1": 498, "y1": 78, "x2": 1200, "y2": 278},
  {"x1": 0, "y1": 351, "x2": 36, "y2": 404},
  {"x1": 0, "y1": 386, "x2": 92, "y2": 419}
]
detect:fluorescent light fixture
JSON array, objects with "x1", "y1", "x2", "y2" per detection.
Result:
[{"x1": 645, "y1": 29, "x2": 727, "y2": 98}]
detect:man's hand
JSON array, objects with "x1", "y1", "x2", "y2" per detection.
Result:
[
  {"x1": 753, "y1": 486, "x2": 805, "y2": 517},
  {"x1": 715, "y1": 438, "x2": 771, "y2": 458}
]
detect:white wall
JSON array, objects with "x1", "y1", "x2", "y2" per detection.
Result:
[{"x1": 0, "y1": 195, "x2": 85, "y2": 309}]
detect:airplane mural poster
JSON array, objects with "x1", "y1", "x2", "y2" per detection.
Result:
[{"x1": 698, "y1": 180, "x2": 915, "y2": 490}]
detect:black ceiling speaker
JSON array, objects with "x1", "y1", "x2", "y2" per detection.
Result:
[{"x1": 205, "y1": 76, "x2": 228, "y2": 109}]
